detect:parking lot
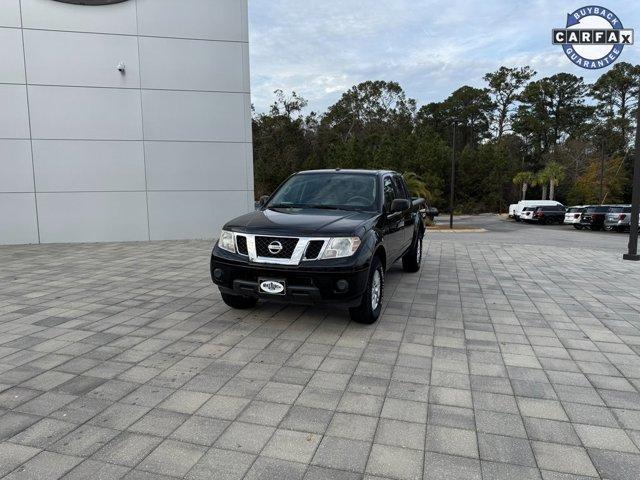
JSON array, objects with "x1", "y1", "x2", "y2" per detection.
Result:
[{"x1": 1, "y1": 217, "x2": 639, "y2": 480}]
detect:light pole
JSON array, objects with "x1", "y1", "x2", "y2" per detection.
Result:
[
  {"x1": 623, "y1": 91, "x2": 640, "y2": 261},
  {"x1": 600, "y1": 140, "x2": 605, "y2": 203},
  {"x1": 449, "y1": 121, "x2": 457, "y2": 229}
]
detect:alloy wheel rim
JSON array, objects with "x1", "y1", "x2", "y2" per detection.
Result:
[{"x1": 371, "y1": 269, "x2": 381, "y2": 310}]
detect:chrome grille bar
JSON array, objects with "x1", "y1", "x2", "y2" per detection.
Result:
[{"x1": 233, "y1": 233, "x2": 327, "y2": 265}]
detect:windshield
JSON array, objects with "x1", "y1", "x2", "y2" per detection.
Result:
[
  {"x1": 586, "y1": 206, "x2": 609, "y2": 213},
  {"x1": 608, "y1": 206, "x2": 624, "y2": 213},
  {"x1": 267, "y1": 173, "x2": 379, "y2": 211}
]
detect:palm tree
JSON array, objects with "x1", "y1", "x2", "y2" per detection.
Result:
[
  {"x1": 542, "y1": 161, "x2": 565, "y2": 200},
  {"x1": 402, "y1": 171, "x2": 432, "y2": 202},
  {"x1": 512, "y1": 171, "x2": 535, "y2": 200},
  {"x1": 535, "y1": 170, "x2": 551, "y2": 200}
]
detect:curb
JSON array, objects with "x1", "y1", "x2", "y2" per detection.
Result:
[{"x1": 428, "y1": 228, "x2": 487, "y2": 233}]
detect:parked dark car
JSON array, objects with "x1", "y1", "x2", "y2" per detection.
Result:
[
  {"x1": 529, "y1": 205, "x2": 566, "y2": 224},
  {"x1": 423, "y1": 206, "x2": 439, "y2": 221},
  {"x1": 210, "y1": 169, "x2": 426, "y2": 324},
  {"x1": 579, "y1": 205, "x2": 613, "y2": 231}
]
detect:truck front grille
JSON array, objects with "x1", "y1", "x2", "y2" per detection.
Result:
[
  {"x1": 236, "y1": 235, "x2": 248, "y2": 255},
  {"x1": 304, "y1": 240, "x2": 324, "y2": 259},
  {"x1": 255, "y1": 236, "x2": 299, "y2": 259}
]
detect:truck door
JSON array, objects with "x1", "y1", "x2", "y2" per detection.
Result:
[
  {"x1": 382, "y1": 175, "x2": 405, "y2": 260},
  {"x1": 393, "y1": 174, "x2": 415, "y2": 250}
]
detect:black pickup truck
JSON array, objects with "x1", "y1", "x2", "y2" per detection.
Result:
[{"x1": 210, "y1": 169, "x2": 426, "y2": 324}]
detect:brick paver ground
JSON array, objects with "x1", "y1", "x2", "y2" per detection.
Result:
[{"x1": 1, "y1": 231, "x2": 639, "y2": 479}]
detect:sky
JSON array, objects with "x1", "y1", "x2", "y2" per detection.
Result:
[{"x1": 248, "y1": 0, "x2": 640, "y2": 114}]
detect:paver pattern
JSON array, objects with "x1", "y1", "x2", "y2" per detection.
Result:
[{"x1": 1, "y1": 225, "x2": 639, "y2": 479}]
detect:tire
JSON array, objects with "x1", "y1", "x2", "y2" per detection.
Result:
[
  {"x1": 574, "y1": 225, "x2": 583, "y2": 230},
  {"x1": 220, "y1": 292, "x2": 257, "y2": 309},
  {"x1": 402, "y1": 231, "x2": 423, "y2": 273},
  {"x1": 349, "y1": 256, "x2": 384, "y2": 324}
]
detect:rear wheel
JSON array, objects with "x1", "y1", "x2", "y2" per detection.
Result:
[
  {"x1": 349, "y1": 256, "x2": 384, "y2": 324},
  {"x1": 220, "y1": 292, "x2": 257, "y2": 309},
  {"x1": 402, "y1": 231, "x2": 423, "y2": 272}
]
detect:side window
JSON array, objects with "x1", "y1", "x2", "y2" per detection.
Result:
[
  {"x1": 383, "y1": 176, "x2": 397, "y2": 211},
  {"x1": 393, "y1": 176, "x2": 409, "y2": 200}
]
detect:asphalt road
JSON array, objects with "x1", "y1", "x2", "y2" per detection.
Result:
[{"x1": 432, "y1": 214, "x2": 634, "y2": 253}]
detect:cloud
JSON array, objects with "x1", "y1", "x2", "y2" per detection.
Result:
[{"x1": 249, "y1": 0, "x2": 640, "y2": 113}]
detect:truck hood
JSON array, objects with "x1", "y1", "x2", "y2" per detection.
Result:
[{"x1": 224, "y1": 207, "x2": 380, "y2": 236}]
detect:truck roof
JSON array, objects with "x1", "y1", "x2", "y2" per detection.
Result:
[{"x1": 296, "y1": 169, "x2": 396, "y2": 176}]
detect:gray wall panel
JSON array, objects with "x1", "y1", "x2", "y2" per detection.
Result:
[
  {"x1": 0, "y1": 85, "x2": 30, "y2": 139},
  {"x1": 33, "y1": 140, "x2": 145, "y2": 192},
  {"x1": 24, "y1": 29, "x2": 140, "y2": 88},
  {"x1": 137, "y1": 0, "x2": 243, "y2": 41},
  {"x1": 0, "y1": 140, "x2": 34, "y2": 192},
  {"x1": 2, "y1": 0, "x2": 253, "y2": 244},
  {"x1": 242, "y1": 43, "x2": 251, "y2": 93},
  {"x1": 145, "y1": 141, "x2": 247, "y2": 191},
  {"x1": 28, "y1": 85, "x2": 143, "y2": 140},
  {"x1": 0, "y1": 0, "x2": 21, "y2": 28},
  {"x1": 148, "y1": 190, "x2": 248, "y2": 240},
  {"x1": 241, "y1": 0, "x2": 249, "y2": 42},
  {"x1": 0, "y1": 27, "x2": 26, "y2": 84},
  {"x1": 38, "y1": 191, "x2": 148, "y2": 243},
  {"x1": 0, "y1": 193, "x2": 38, "y2": 244},
  {"x1": 21, "y1": 0, "x2": 137, "y2": 34},
  {"x1": 139, "y1": 36, "x2": 244, "y2": 92},
  {"x1": 141, "y1": 90, "x2": 246, "y2": 142}
]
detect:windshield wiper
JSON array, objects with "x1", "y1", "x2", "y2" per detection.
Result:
[
  {"x1": 307, "y1": 205, "x2": 342, "y2": 210},
  {"x1": 268, "y1": 203, "x2": 302, "y2": 209}
]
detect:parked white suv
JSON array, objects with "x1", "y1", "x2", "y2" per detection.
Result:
[
  {"x1": 514, "y1": 200, "x2": 564, "y2": 221},
  {"x1": 520, "y1": 207, "x2": 536, "y2": 222},
  {"x1": 564, "y1": 206, "x2": 586, "y2": 228}
]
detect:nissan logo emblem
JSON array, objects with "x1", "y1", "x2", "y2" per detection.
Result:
[{"x1": 268, "y1": 241, "x2": 283, "y2": 255}]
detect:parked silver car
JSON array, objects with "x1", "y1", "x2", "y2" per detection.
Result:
[{"x1": 605, "y1": 205, "x2": 632, "y2": 232}]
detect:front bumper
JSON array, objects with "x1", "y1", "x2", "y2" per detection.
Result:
[
  {"x1": 210, "y1": 249, "x2": 370, "y2": 307},
  {"x1": 605, "y1": 220, "x2": 628, "y2": 229}
]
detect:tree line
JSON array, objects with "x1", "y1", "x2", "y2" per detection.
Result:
[{"x1": 252, "y1": 62, "x2": 640, "y2": 212}]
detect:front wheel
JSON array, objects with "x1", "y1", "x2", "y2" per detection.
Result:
[
  {"x1": 349, "y1": 256, "x2": 384, "y2": 324},
  {"x1": 220, "y1": 292, "x2": 257, "y2": 309},
  {"x1": 402, "y1": 233, "x2": 423, "y2": 272}
]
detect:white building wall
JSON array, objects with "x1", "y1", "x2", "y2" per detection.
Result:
[{"x1": 0, "y1": 0, "x2": 253, "y2": 244}]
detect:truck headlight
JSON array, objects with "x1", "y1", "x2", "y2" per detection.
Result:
[
  {"x1": 218, "y1": 230, "x2": 236, "y2": 253},
  {"x1": 321, "y1": 237, "x2": 361, "y2": 259}
]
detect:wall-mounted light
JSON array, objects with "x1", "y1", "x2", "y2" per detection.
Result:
[{"x1": 117, "y1": 62, "x2": 126, "y2": 74}]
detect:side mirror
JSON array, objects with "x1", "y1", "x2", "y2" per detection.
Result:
[
  {"x1": 258, "y1": 195, "x2": 270, "y2": 208},
  {"x1": 428, "y1": 207, "x2": 439, "y2": 218},
  {"x1": 390, "y1": 198, "x2": 411, "y2": 213}
]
